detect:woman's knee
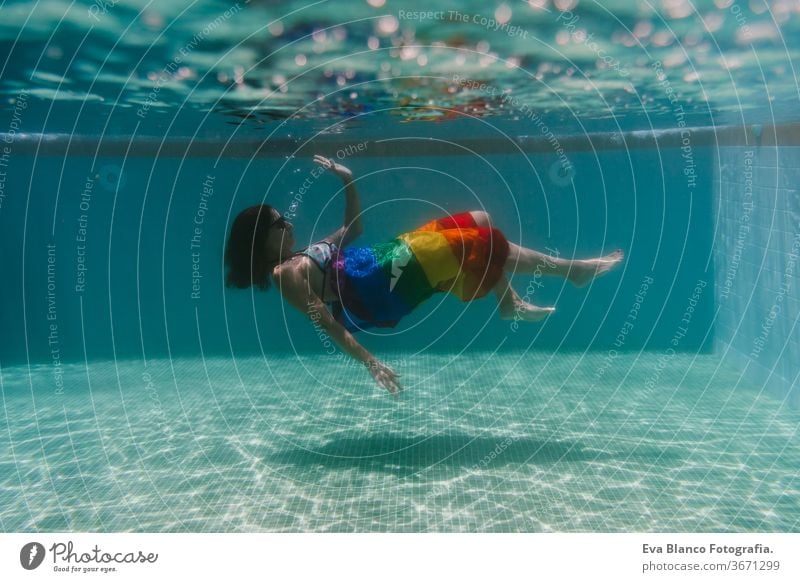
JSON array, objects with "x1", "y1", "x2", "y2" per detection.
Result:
[
  {"x1": 469, "y1": 210, "x2": 492, "y2": 228},
  {"x1": 503, "y1": 242, "x2": 521, "y2": 270}
]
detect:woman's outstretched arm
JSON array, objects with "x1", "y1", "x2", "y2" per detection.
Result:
[
  {"x1": 313, "y1": 155, "x2": 364, "y2": 248},
  {"x1": 273, "y1": 263, "x2": 402, "y2": 397}
]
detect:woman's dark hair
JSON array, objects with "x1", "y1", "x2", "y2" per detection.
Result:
[{"x1": 225, "y1": 204, "x2": 279, "y2": 290}]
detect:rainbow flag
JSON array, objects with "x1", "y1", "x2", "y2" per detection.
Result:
[{"x1": 331, "y1": 212, "x2": 510, "y2": 331}]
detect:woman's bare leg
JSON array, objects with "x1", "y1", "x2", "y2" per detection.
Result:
[
  {"x1": 493, "y1": 274, "x2": 554, "y2": 321},
  {"x1": 469, "y1": 212, "x2": 555, "y2": 321},
  {"x1": 467, "y1": 210, "x2": 622, "y2": 322},
  {"x1": 468, "y1": 211, "x2": 624, "y2": 287},
  {"x1": 505, "y1": 242, "x2": 624, "y2": 288}
]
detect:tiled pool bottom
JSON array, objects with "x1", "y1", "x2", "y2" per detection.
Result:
[{"x1": 1, "y1": 352, "x2": 798, "y2": 532}]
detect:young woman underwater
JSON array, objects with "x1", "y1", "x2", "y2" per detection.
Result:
[{"x1": 225, "y1": 156, "x2": 623, "y2": 397}]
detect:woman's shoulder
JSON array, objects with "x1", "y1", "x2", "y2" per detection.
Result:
[{"x1": 272, "y1": 256, "x2": 307, "y2": 285}]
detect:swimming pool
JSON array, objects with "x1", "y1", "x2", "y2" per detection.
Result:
[
  {"x1": 1, "y1": 0, "x2": 799, "y2": 533},
  {"x1": 1, "y1": 352, "x2": 798, "y2": 532}
]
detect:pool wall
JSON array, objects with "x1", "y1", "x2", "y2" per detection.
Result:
[
  {"x1": 1, "y1": 140, "x2": 714, "y2": 364},
  {"x1": 714, "y1": 142, "x2": 800, "y2": 407}
]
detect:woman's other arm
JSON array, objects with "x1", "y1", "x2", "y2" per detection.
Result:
[
  {"x1": 273, "y1": 263, "x2": 401, "y2": 397},
  {"x1": 313, "y1": 155, "x2": 364, "y2": 248}
]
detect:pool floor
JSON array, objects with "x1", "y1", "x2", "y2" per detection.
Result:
[{"x1": 1, "y1": 352, "x2": 798, "y2": 532}]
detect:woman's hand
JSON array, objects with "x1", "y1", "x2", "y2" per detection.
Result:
[
  {"x1": 314, "y1": 155, "x2": 353, "y2": 182},
  {"x1": 365, "y1": 359, "x2": 402, "y2": 398},
  {"x1": 312, "y1": 154, "x2": 363, "y2": 247}
]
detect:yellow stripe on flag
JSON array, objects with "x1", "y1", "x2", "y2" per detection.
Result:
[{"x1": 397, "y1": 231, "x2": 463, "y2": 294}]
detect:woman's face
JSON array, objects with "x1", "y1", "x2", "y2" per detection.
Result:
[{"x1": 264, "y1": 208, "x2": 294, "y2": 256}]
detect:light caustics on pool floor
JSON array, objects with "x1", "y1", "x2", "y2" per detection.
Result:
[{"x1": 1, "y1": 352, "x2": 798, "y2": 532}]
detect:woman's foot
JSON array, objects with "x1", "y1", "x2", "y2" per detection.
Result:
[
  {"x1": 568, "y1": 249, "x2": 624, "y2": 288},
  {"x1": 500, "y1": 300, "x2": 555, "y2": 322}
]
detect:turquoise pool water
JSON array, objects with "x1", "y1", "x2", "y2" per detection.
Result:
[
  {"x1": 3, "y1": 0, "x2": 799, "y2": 135},
  {"x1": 2, "y1": 0, "x2": 800, "y2": 534},
  {"x1": 2, "y1": 353, "x2": 797, "y2": 532}
]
